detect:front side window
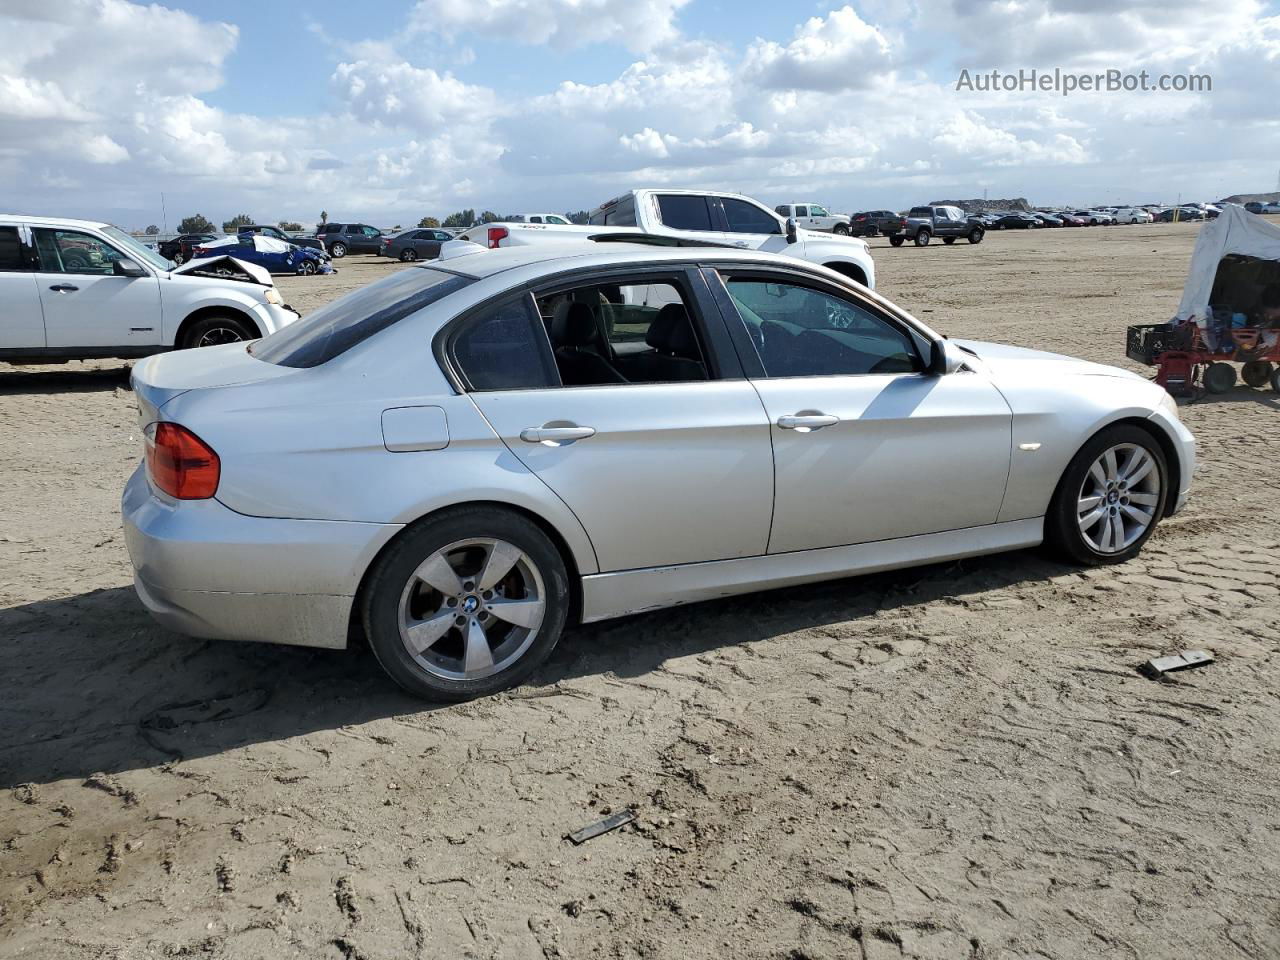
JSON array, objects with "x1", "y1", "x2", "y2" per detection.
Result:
[
  {"x1": 362, "y1": 226, "x2": 381, "y2": 237},
  {"x1": 251, "y1": 267, "x2": 472, "y2": 368},
  {"x1": 546, "y1": 216, "x2": 569, "y2": 225},
  {"x1": 656, "y1": 194, "x2": 713, "y2": 231},
  {"x1": 810, "y1": 205, "x2": 829, "y2": 217},
  {"x1": 535, "y1": 276, "x2": 709, "y2": 386},
  {"x1": 452, "y1": 295, "x2": 560, "y2": 391},
  {"x1": 721, "y1": 198, "x2": 782, "y2": 235},
  {"x1": 724, "y1": 277, "x2": 922, "y2": 378},
  {"x1": 0, "y1": 227, "x2": 29, "y2": 271},
  {"x1": 33, "y1": 228, "x2": 121, "y2": 275}
]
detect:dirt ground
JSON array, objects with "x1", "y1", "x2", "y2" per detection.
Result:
[{"x1": 3, "y1": 224, "x2": 1280, "y2": 960}]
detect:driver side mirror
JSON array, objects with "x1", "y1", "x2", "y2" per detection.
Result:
[
  {"x1": 930, "y1": 338, "x2": 968, "y2": 375},
  {"x1": 113, "y1": 257, "x2": 146, "y2": 278},
  {"x1": 785, "y1": 217, "x2": 798, "y2": 244}
]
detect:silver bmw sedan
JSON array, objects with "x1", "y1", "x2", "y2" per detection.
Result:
[{"x1": 123, "y1": 240, "x2": 1194, "y2": 700}]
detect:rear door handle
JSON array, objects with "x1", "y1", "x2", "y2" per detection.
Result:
[
  {"x1": 519, "y1": 425, "x2": 596, "y2": 445},
  {"x1": 48, "y1": 284, "x2": 79, "y2": 293},
  {"x1": 776, "y1": 413, "x2": 840, "y2": 431}
]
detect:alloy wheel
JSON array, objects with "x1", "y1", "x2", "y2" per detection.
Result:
[
  {"x1": 1076, "y1": 443, "x2": 1161, "y2": 554},
  {"x1": 397, "y1": 538, "x2": 546, "y2": 681},
  {"x1": 195, "y1": 326, "x2": 248, "y2": 347}
]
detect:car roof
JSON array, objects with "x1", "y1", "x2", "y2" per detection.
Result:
[
  {"x1": 429, "y1": 241, "x2": 829, "y2": 281},
  {"x1": 0, "y1": 214, "x2": 110, "y2": 230}
]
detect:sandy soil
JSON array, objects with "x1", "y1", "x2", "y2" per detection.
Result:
[{"x1": 3, "y1": 225, "x2": 1280, "y2": 960}]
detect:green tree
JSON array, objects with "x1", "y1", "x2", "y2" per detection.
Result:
[
  {"x1": 144, "y1": 224, "x2": 160, "y2": 235},
  {"x1": 278, "y1": 220, "x2": 303, "y2": 231},
  {"x1": 418, "y1": 216, "x2": 440, "y2": 228},
  {"x1": 480, "y1": 210, "x2": 501, "y2": 223},
  {"x1": 566, "y1": 210, "x2": 590, "y2": 225},
  {"x1": 222, "y1": 213, "x2": 254, "y2": 232},
  {"x1": 442, "y1": 208, "x2": 476, "y2": 228},
  {"x1": 177, "y1": 214, "x2": 215, "y2": 234}
]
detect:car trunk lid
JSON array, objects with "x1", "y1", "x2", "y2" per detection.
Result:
[{"x1": 131, "y1": 342, "x2": 299, "y2": 426}]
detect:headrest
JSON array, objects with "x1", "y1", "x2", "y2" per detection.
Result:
[
  {"x1": 553, "y1": 302, "x2": 598, "y2": 347},
  {"x1": 646, "y1": 303, "x2": 700, "y2": 359}
]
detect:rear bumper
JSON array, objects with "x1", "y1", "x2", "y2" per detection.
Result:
[{"x1": 121, "y1": 466, "x2": 401, "y2": 649}]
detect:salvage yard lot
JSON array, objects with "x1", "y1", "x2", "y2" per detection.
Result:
[{"x1": 2, "y1": 223, "x2": 1279, "y2": 959}]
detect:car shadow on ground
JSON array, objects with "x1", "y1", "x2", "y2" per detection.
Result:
[
  {"x1": 0, "y1": 547, "x2": 1065, "y2": 789},
  {"x1": 0, "y1": 364, "x2": 132, "y2": 395}
]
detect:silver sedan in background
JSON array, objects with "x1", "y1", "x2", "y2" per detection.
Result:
[{"x1": 123, "y1": 242, "x2": 1194, "y2": 700}]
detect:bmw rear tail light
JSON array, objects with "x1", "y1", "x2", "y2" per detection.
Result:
[
  {"x1": 145, "y1": 422, "x2": 220, "y2": 499},
  {"x1": 487, "y1": 226, "x2": 508, "y2": 249}
]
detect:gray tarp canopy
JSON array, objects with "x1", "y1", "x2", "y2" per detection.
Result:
[{"x1": 1176, "y1": 204, "x2": 1280, "y2": 327}]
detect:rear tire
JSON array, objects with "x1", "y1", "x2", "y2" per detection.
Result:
[
  {"x1": 1045, "y1": 424, "x2": 1168, "y2": 566},
  {"x1": 914, "y1": 230, "x2": 931, "y2": 247},
  {"x1": 362, "y1": 507, "x2": 571, "y2": 702},
  {"x1": 943, "y1": 237, "x2": 956, "y2": 245},
  {"x1": 179, "y1": 314, "x2": 257, "y2": 350},
  {"x1": 173, "y1": 252, "x2": 186, "y2": 265},
  {"x1": 401, "y1": 248, "x2": 418, "y2": 262},
  {"x1": 1241, "y1": 360, "x2": 1272, "y2": 388},
  {"x1": 833, "y1": 223, "x2": 850, "y2": 236},
  {"x1": 1204, "y1": 362, "x2": 1237, "y2": 394},
  {"x1": 331, "y1": 242, "x2": 347, "y2": 258}
]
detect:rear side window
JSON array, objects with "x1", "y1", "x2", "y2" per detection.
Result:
[
  {"x1": 451, "y1": 295, "x2": 559, "y2": 391},
  {"x1": 0, "y1": 227, "x2": 27, "y2": 271},
  {"x1": 251, "y1": 268, "x2": 473, "y2": 367},
  {"x1": 656, "y1": 194, "x2": 713, "y2": 231}
]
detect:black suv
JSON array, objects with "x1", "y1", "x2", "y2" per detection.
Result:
[
  {"x1": 240, "y1": 224, "x2": 325, "y2": 253},
  {"x1": 849, "y1": 210, "x2": 905, "y2": 237},
  {"x1": 315, "y1": 223, "x2": 385, "y2": 257}
]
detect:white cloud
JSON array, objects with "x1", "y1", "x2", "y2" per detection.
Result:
[
  {"x1": 743, "y1": 6, "x2": 897, "y2": 91},
  {"x1": 331, "y1": 60, "x2": 495, "y2": 128},
  {"x1": 409, "y1": 0, "x2": 693, "y2": 53}
]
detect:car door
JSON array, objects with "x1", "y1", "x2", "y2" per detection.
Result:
[
  {"x1": 715, "y1": 197, "x2": 792, "y2": 253},
  {"x1": 807, "y1": 205, "x2": 833, "y2": 231},
  {"x1": 649, "y1": 194, "x2": 733, "y2": 246},
  {"x1": 0, "y1": 223, "x2": 45, "y2": 349},
  {"x1": 32, "y1": 227, "x2": 162, "y2": 349},
  {"x1": 358, "y1": 225, "x2": 383, "y2": 253},
  {"x1": 708, "y1": 267, "x2": 1013, "y2": 554},
  {"x1": 448, "y1": 266, "x2": 774, "y2": 572}
]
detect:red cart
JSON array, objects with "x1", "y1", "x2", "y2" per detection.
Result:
[{"x1": 1127, "y1": 320, "x2": 1280, "y2": 395}]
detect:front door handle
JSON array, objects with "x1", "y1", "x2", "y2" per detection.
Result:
[
  {"x1": 49, "y1": 283, "x2": 79, "y2": 293},
  {"x1": 519, "y1": 425, "x2": 596, "y2": 445},
  {"x1": 776, "y1": 413, "x2": 840, "y2": 431}
]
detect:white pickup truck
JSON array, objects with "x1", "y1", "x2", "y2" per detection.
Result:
[
  {"x1": 773, "y1": 203, "x2": 852, "y2": 235},
  {"x1": 459, "y1": 189, "x2": 876, "y2": 289}
]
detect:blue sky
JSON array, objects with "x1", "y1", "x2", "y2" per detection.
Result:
[{"x1": 2, "y1": 0, "x2": 1278, "y2": 229}]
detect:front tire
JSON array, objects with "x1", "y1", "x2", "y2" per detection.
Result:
[
  {"x1": 330, "y1": 241, "x2": 347, "y2": 258},
  {"x1": 889, "y1": 235, "x2": 905, "y2": 247},
  {"x1": 173, "y1": 251, "x2": 186, "y2": 265},
  {"x1": 1204, "y1": 362, "x2": 1237, "y2": 394},
  {"x1": 1241, "y1": 360, "x2": 1272, "y2": 388},
  {"x1": 943, "y1": 237, "x2": 956, "y2": 245},
  {"x1": 968, "y1": 228, "x2": 984, "y2": 244},
  {"x1": 362, "y1": 507, "x2": 571, "y2": 701},
  {"x1": 1046, "y1": 425, "x2": 1168, "y2": 565},
  {"x1": 179, "y1": 314, "x2": 257, "y2": 350}
]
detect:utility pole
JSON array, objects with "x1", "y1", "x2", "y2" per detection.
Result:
[{"x1": 161, "y1": 192, "x2": 168, "y2": 234}]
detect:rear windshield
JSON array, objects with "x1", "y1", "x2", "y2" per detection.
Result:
[
  {"x1": 250, "y1": 267, "x2": 473, "y2": 367},
  {"x1": 588, "y1": 195, "x2": 637, "y2": 226},
  {"x1": 909, "y1": 207, "x2": 934, "y2": 218}
]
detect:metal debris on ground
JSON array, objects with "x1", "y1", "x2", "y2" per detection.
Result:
[
  {"x1": 566, "y1": 809, "x2": 636, "y2": 845},
  {"x1": 1140, "y1": 650, "x2": 1214, "y2": 679}
]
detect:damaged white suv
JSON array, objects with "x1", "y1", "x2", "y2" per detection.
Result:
[{"x1": 0, "y1": 215, "x2": 300, "y2": 362}]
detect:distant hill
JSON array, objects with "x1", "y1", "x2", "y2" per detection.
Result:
[
  {"x1": 930, "y1": 197, "x2": 1031, "y2": 213},
  {"x1": 1220, "y1": 191, "x2": 1280, "y2": 204}
]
